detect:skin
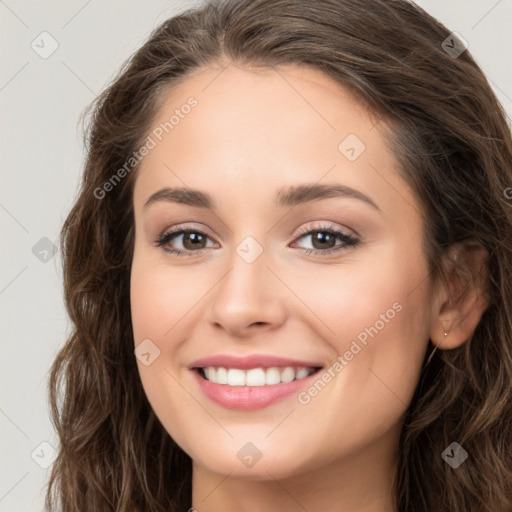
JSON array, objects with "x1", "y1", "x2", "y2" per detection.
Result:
[{"x1": 130, "y1": 62, "x2": 488, "y2": 512}]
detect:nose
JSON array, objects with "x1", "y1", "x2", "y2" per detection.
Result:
[{"x1": 205, "y1": 243, "x2": 287, "y2": 339}]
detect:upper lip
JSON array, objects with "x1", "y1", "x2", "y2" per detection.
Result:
[{"x1": 189, "y1": 354, "x2": 324, "y2": 370}]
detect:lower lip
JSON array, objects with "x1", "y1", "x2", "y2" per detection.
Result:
[{"x1": 191, "y1": 368, "x2": 321, "y2": 410}]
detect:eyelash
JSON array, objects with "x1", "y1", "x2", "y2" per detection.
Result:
[{"x1": 153, "y1": 223, "x2": 359, "y2": 257}]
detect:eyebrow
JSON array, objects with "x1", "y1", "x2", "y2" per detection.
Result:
[{"x1": 143, "y1": 183, "x2": 381, "y2": 212}]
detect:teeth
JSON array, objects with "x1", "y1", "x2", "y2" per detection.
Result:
[
  {"x1": 216, "y1": 367, "x2": 228, "y2": 384},
  {"x1": 265, "y1": 367, "x2": 281, "y2": 385},
  {"x1": 227, "y1": 368, "x2": 245, "y2": 386},
  {"x1": 201, "y1": 366, "x2": 317, "y2": 386},
  {"x1": 246, "y1": 368, "x2": 266, "y2": 386},
  {"x1": 295, "y1": 367, "x2": 311, "y2": 380},
  {"x1": 280, "y1": 367, "x2": 295, "y2": 383}
]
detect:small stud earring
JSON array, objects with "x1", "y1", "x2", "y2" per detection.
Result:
[{"x1": 444, "y1": 332, "x2": 448, "y2": 337}]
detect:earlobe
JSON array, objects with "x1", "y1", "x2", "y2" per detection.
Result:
[{"x1": 430, "y1": 241, "x2": 490, "y2": 350}]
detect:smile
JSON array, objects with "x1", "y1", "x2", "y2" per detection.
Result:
[
  {"x1": 191, "y1": 365, "x2": 323, "y2": 410},
  {"x1": 199, "y1": 366, "x2": 318, "y2": 386}
]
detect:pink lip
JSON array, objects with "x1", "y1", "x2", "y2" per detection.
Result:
[
  {"x1": 189, "y1": 353, "x2": 323, "y2": 370},
  {"x1": 191, "y1": 368, "x2": 321, "y2": 410}
]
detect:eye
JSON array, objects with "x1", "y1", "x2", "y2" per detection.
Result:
[
  {"x1": 153, "y1": 222, "x2": 359, "y2": 257},
  {"x1": 291, "y1": 223, "x2": 359, "y2": 256},
  {"x1": 153, "y1": 224, "x2": 218, "y2": 256}
]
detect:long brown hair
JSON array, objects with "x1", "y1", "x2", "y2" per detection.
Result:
[{"x1": 46, "y1": 0, "x2": 512, "y2": 510}]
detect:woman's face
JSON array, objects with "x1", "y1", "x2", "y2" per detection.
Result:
[{"x1": 130, "y1": 63, "x2": 437, "y2": 480}]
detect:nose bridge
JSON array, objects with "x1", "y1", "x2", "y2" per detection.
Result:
[{"x1": 206, "y1": 234, "x2": 286, "y2": 335}]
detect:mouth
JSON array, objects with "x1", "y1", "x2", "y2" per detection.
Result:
[
  {"x1": 195, "y1": 365, "x2": 323, "y2": 386},
  {"x1": 188, "y1": 353, "x2": 325, "y2": 410},
  {"x1": 191, "y1": 365, "x2": 324, "y2": 410}
]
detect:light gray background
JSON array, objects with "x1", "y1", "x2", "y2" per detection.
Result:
[{"x1": 1, "y1": 1, "x2": 511, "y2": 510}]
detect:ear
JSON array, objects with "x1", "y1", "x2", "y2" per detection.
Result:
[{"x1": 430, "y1": 241, "x2": 490, "y2": 350}]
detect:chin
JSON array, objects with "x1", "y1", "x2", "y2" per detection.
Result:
[{"x1": 187, "y1": 437, "x2": 322, "y2": 481}]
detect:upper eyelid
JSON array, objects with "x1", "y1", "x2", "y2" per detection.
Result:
[
  {"x1": 163, "y1": 223, "x2": 215, "y2": 238},
  {"x1": 166, "y1": 218, "x2": 354, "y2": 234},
  {"x1": 293, "y1": 223, "x2": 358, "y2": 239}
]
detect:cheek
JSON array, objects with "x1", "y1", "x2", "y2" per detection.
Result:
[
  {"x1": 291, "y1": 240, "x2": 431, "y2": 397},
  {"x1": 130, "y1": 256, "x2": 207, "y2": 347},
  {"x1": 129, "y1": 251, "x2": 190, "y2": 381},
  {"x1": 289, "y1": 240, "x2": 430, "y2": 357},
  {"x1": 130, "y1": 255, "x2": 206, "y2": 451}
]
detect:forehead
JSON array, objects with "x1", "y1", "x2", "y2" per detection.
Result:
[
  {"x1": 149, "y1": 62, "x2": 376, "y2": 149},
  {"x1": 132, "y1": 63, "x2": 417, "y2": 220}
]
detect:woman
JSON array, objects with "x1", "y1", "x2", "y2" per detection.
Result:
[{"x1": 46, "y1": 0, "x2": 512, "y2": 510}]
